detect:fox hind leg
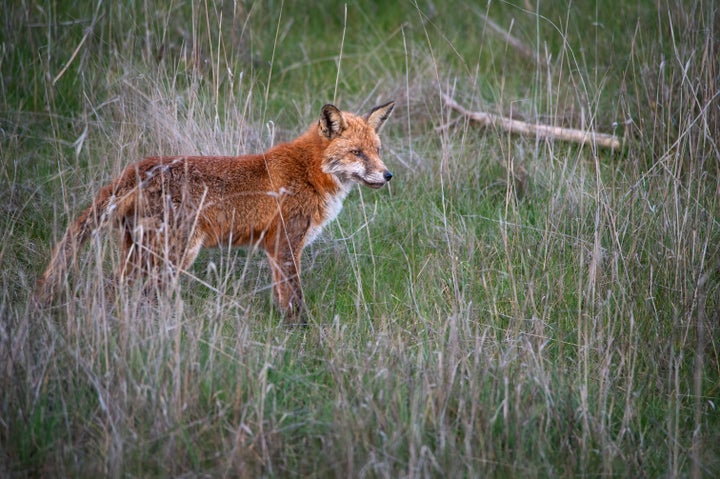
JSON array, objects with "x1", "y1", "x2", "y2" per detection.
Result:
[{"x1": 116, "y1": 210, "x2": 203, "y2": 299}]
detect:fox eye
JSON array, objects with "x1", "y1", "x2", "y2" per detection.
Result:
[{"x1": 351, "y1": 149, "x2": 363, "y2": 156}]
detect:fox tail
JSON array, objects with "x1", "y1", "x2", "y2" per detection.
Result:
[{"x1": 36, "y1": 185, "x2": 118, "y2": 304}]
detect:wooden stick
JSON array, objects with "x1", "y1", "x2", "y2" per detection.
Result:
[{"x1": 442, "y1": 93, "x2": 621, "y2": 151}]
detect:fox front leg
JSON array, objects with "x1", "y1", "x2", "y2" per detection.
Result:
[
  {"x1": 264, "y1": 214, "x2": 311, "y2": 325},
  {"x1": 266, "y1": 248, "x2": 306, "y2": 325}
]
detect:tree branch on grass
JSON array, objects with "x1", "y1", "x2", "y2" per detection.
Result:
[{"x1": 442, "y1": 93, "x2": 621, "y2": 151}]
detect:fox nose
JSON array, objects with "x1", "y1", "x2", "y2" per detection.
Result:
[{"x1": 383, "y1": 170, "x2": 393, "y2": 181}]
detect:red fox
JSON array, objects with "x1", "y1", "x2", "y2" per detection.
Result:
[{"x1": 38, "y1": 101, "x2": 395, "y2": 323}]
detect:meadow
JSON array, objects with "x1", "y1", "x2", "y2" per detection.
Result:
[{"x1": 1, "y1": 0, "x2": 718, "y2": 477}]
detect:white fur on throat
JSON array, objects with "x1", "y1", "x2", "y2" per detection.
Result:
[{"x1": 304, "y1": 182, "x2": 353, "y2": 246}]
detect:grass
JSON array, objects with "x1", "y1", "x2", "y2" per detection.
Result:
[{"x1": 2, "y1": 0, "x2": 719, "y2": 477}]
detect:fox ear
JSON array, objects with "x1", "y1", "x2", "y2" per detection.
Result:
[
  {"x1": 319, "y1": 104, "x2": 347, "y2": 139},
  {"x1": 365, "y1": 101, "x2": 395, "y2": 132}
]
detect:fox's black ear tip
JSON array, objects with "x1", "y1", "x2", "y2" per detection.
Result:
[
  {"x1": 321, "y1": 104, "x2": 340, "y2": 113},
  {"x1": 369, "y1": 101, "x2": 395, "y2": 115}
]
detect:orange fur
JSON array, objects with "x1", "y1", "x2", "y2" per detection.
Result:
[{"x1": 37, "y1": 101, "x2": 395, "y2": 323}]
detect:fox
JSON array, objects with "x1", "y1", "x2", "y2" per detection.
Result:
[{"x1": 37, "y1": 100, "x2": 395, "y2": 324}]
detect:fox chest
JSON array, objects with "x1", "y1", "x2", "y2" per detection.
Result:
[{"x1": 303, "y1": 188, "x2": 350, "y2": 246}]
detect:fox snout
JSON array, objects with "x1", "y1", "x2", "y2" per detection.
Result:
[
  {"x1": 356, "y1": 161, "x2": 393, "y2": 189},
  {"x1": 371, "y1": 167, "x2": 393, "y2": 188}
]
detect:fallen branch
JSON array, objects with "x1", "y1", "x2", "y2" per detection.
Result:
[{"x1": 442, "y1": 93, "x2": 621, "y2": 151}]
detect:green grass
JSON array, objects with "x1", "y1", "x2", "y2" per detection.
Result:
[{"x1": 2, "y1": 0, "x2": 719, "y2": 477}]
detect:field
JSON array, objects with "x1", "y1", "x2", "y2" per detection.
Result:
[{"x1": 1, "y1": 0, "x2": 719, "y2": 477}]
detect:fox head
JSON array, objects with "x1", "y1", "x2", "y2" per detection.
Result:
[{"x1": 319, "y1": 101, "x2": 395, "y2": 189}]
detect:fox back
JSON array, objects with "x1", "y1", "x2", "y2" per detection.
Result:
[{"x1": 37, "y1": 101, "x2": 395, "y2": 324}]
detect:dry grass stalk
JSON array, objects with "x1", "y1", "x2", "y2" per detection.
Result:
[{"x1": 477, "y1": 11, "x2": 543, "y2": 65}]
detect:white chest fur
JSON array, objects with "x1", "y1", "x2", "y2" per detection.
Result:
[{"x1": 304, "y1": 184, "x2": 352, "y2": 246}]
